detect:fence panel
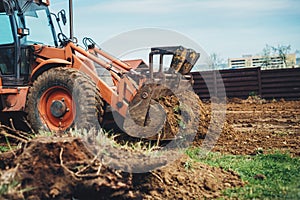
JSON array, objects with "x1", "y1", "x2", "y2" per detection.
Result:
[
  {"x1": 261, "y1": 68, "x2": 300, "y2": 99},
  {"x1": 191, "y1": 67, "x2": 300, "y2": 99}
]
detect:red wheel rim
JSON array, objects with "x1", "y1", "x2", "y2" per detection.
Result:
[{"x1": 39, "y1": 86, "x2": 75, "y2": 131}]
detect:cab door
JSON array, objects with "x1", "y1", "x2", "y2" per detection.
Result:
[{"x1": 0, "y1": 11, "x2": 17, "y2": 86}]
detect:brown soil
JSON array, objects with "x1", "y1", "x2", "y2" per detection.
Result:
[
  {"x1": 0, "y1": 136, "x2": 243, "y2": 200},
  {"x1": 1, "y1": 96, "x2": 299, "y2": 199},
  {"x1": 194, "y1": 97, "x2": 300, "y2": 156},
  {"x1": 138, "y1": 156, "x2": 243, "y2": 200}
]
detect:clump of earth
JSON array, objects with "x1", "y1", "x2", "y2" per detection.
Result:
[{"x1": 0, "y1": 136, "x2": 243, "y2": 200}]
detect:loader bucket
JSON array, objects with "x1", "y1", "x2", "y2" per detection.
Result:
[
  {"x1": 171, "y1": 47, "x2": 200, "y2": 75},
  {"x1": 150, "y1": 46, "x2": 200, "y2": 75},
  {"x1": 121, "y1": 46, "x2": 201, "y2": 141}
]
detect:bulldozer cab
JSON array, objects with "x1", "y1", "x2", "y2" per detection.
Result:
[{"x1": 0, "y1": 0, "x2": 57, "y2": 86}]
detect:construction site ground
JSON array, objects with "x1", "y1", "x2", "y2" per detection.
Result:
[
  {"x1": 210, "y1": 97, "x2": 300, "y2": 156},
  {"x1": 0, "y1": 97, "x2": 299, "y2": 199}
]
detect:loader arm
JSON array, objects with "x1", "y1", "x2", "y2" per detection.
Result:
[
  {"x1": 30, "y1": 38, "x2": 200, "y2": 139},
  {"x1": 30, "y1": 42, "x2": 143, "y2": 117}
]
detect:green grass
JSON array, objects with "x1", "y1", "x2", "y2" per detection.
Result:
[
  {"x1": 0, "y1": 145, "x2": 10, "y2": 153},
  {"x1": 186, "y1": 148, "x2": 300, "y2": 199},
  {"x1": 0, "y1": 136, "x2": 18, "y2": 153},
  {"x1": 0, "y1": 180, "x2": 19, "y2": 196}
]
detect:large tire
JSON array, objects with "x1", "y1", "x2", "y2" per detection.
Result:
[
  {"x1": 123, "y1": 85, "x2": 205, "y2": 141},
  {"x1": 26, "y1": 67, "x2": 104, "y2": 133},
  {"x1": 156, "y1": 90, "x2": 205, "y2": 140}
]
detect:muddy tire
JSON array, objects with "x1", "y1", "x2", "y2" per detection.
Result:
[
  {"x1": 158, "y1": 90, "x2": 206, "y2": 140},
  {"x1": 123, "y1": 86, "x2": 206, "y2": 141},
  {"x1": 26, "y1": 67, "x2": 104, "y2": 133},
  {"x1": 186, "y1": 91, "x2": 207, "y2": 139}
]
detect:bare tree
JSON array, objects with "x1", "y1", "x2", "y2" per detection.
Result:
[
  {"x1": 271, "y1": 44, "x2": 291, "y2": 67},
  {"x1": 261, "y1": 44, "x2": 292, "y2": 68},
  {"x1": 210, "y1": 53, "x2": 225, "y2": 70},
  {"x1": 261, "y1": 44, "x2": 272, "y2": 68}
]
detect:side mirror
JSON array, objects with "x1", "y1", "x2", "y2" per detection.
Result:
[
  {"x1": 58, "y1": 9, "x2": 67, "y2": 25},
  {"x1": 17, "y1": 28, "x2": 30, "y2": 37}
]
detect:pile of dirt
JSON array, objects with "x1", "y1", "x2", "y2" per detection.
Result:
[
  {"x1": 1, "y1": 137, "x2": 134, "y2": 199},
  {"x1": 0, "y1": 136, "x2": 244, "y2": 199},
  {"x1": 136, "y1": 155, "x2": 244, "y2": 200},
  {"x1": 157, "y1": 89, "x2": 210, "y2": 140},
  {"x1": 152, "y1": 89, "x2": 206, "y2": 140}
]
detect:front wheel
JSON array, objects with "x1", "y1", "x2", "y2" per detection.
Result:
[{"x1": 26, "y1": 67, "x2": 103, "y2": 133}]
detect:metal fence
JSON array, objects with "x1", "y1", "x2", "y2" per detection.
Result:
[{"x1": 191, "y1": 67, "x2": 300, "y2": 99}]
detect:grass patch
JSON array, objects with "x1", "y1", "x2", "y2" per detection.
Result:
[
  {"x1": 0, "y1": 136, "x2": 19, "y2": 153},
  {"x1": 0, "y1": 145, "x2": 10, "y2": 153},
  {"x1": 186, "y1": 148, "x2": 300, "y2": 199},
  {"x1": 0, "y1": 180, "x2": 19, "y2": 196},
  {"x1": 0, "y1": 179, "x2": 35, "y2": 198}
]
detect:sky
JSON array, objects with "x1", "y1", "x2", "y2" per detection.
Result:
[{"x1": 50, "y1": 0, "x2": 300, "y2": 61}]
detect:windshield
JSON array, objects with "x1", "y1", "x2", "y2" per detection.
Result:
[{"x1": 18, "y1": 2, "x2": 56, "y2": 46}]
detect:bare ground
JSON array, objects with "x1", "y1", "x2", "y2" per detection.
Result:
[
  {"x1": 1, "y1": 97, "x2": 299, "y2": 199},
  {"x1": 0, "y1": 136, "x2": 243, "y2": 200},
  {"x1": 209, "y1": 98, "x2": 300, "y2": 156}
]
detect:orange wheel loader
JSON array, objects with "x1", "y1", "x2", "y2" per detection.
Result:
[{"x1": 0, "y1": 0, "x2": 200, "y2": 140}]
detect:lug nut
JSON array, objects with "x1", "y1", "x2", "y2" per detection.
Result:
[{"x1": 141, "y1": 92, "x2": 149, "y2": 99}]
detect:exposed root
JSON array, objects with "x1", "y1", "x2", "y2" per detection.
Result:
[
  {"x1": 0, "y1": 121, "x2": 32, "y2": 142},
  {"x1": 151, "y1": 171, "x2": 164, "y2": 183},
  {"x1": 59, "y1": 147, "x2": 79, "y2": 181},
  {"x1": 22, "y1": 117, "x2": 35, "y2": 134},
  {"x1": 0, "y1": 131, "x2": 27, "y2": 143},
  {"x1": 75, "y1": 154, "x2": 99, "y2": 176},
  {"x1": 9, "y1": 119, "x2": 16, "y2": 131}
]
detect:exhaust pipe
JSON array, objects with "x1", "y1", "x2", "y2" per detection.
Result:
[{"x1": 69, "y1": 0, "x2": 73, "y2": 39}]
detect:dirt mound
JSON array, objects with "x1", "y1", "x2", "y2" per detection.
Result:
[
  {"x1": 159, "y1": 90, "x2": 209, "y2": 140},
  {"x1": 0, "y1": 136, "x2": 243, "y2": 199},
  {"x1": 137, "y1": 155, "x2": 244, "y2": 200},
  {"x1": 1, "y1": 137, "x2": 134, "y2": 199},
  {"x1": 150, "y1": 89, "x2": 206, "y2": 141}
]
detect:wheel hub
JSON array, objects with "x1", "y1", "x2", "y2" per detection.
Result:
[{"x1": 50, "y1": 100, "x2": 67, "y2": 118}]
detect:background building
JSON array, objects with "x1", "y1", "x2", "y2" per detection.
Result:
[{"x1": 228, "y1": 54, "x2": 297, "y2": 69}]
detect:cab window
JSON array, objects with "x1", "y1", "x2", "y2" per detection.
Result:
[
  {"x1": 0, "y1": 13, "x2": 13, "y2": 45},
  {"x1": 0, "y1": 13, "x2": 15, "y2": 75}
]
